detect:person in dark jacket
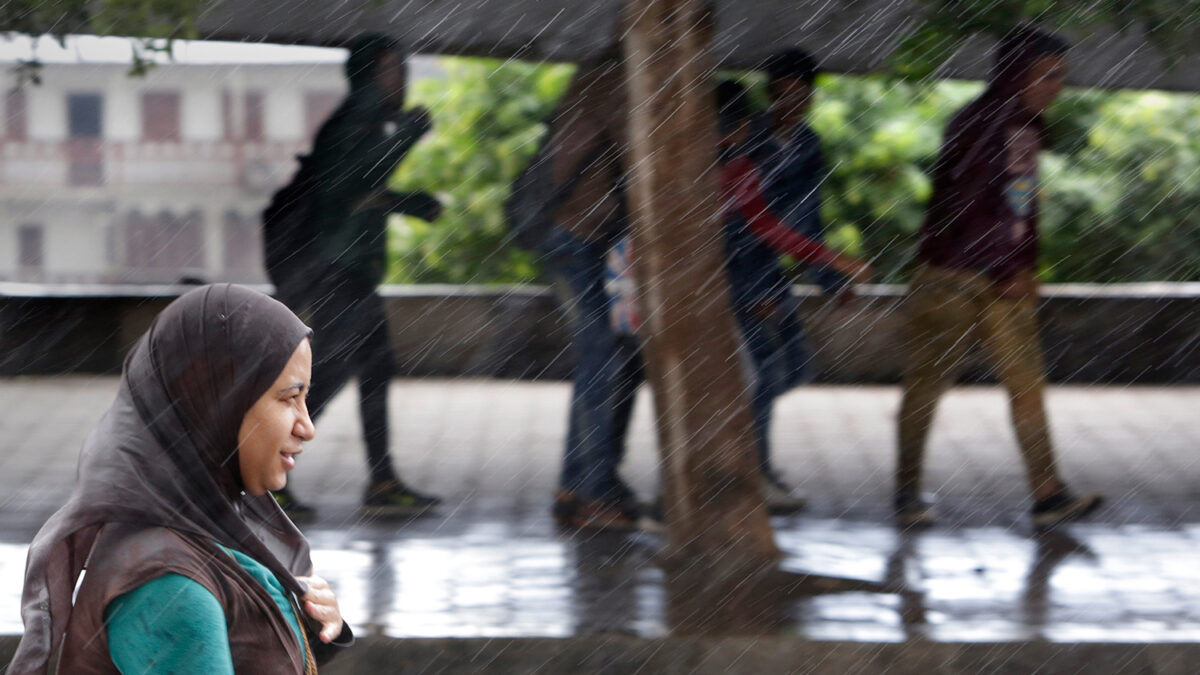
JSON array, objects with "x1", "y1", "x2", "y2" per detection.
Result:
[
  {"x1": 272, "y1": 34, "x2": 443, "y2": 519},
  {"x1": 717, "y1": 78, "x2": 872, "y2": 514},
  {"x1": 895, "y1": 26, "x2": 1102, "y2": 529},
  {"x1": 12, "y1": 285, "x2": 351, "y2": 675},
  {"x1": 726, "y1": 50, "x2": 860, "y2": 511}
]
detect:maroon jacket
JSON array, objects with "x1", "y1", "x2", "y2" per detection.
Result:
[{"x1": 918, "y1": 42, "x2": 1055, "y2": 282}]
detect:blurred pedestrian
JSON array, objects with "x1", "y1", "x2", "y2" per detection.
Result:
[
  {"x1": 717, "y1": 78, "x2": 872, "y2": 514},
  {"x1": 542, "y1": 56, "x2": 646, "y2": 531},
  {"x1": 11, "y1": 284, "x2": 351, "y2": 674},
  {"x1": 895, "y1": 26, "x2": 1102, "y2": 529},
  {"x1": 730, "y1": 49, "x2": 862, "y2": 511},
  {"x1": 272, "y1": 33, "x2": 443, "y2": 520}
]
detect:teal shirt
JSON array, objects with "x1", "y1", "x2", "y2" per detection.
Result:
[{"x1": 104, "y1": 544, "x2": 305, "y2": 674}]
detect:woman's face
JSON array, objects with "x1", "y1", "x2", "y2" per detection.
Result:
[{"x1": 237, "y1": 339, "x2": 315, "y2": 496}]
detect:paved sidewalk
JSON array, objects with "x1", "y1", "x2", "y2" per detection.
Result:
[{"x1": 1, "y1": 378, "x2": 1199, "y2": 643}]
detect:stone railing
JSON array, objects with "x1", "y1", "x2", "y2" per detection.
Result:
[{"x1": 2, "y1": 282, "x2": 1199, "y2": 383}]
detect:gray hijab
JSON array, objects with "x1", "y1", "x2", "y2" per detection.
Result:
[{"x1": 11, "y1": 284, "x2": 315, "y2": 674}]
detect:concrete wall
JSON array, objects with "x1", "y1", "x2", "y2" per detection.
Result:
[{"x1": 2, "y1": 283, "x2": 1200, "y2": 383}]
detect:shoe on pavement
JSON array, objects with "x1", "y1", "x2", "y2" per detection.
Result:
[
  {"x1": 1032, "y1": 489, "x2": 1102, "y2": 531},
  {"x1": 762, "y1": 473, "x2": 808, "y2": 514},
  {"x1": 552, "y1": 490, "x2": 639, "y2": 532},
  {"x1": 894, "y1": 489, "x2": 937, "y2": 527},
  {"x1": 362, "y1": 480, "x2": 441, "y2": 516},
  {"x1": 603, "y1": 478, "x2": 643, "y2": 521},
  {"x1": 272, "y1": 486, "x2": 317, "y2": 523}
]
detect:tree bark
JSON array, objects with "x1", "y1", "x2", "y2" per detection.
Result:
[{"x1": 621, "y1": 0, "x2": 780, "y2": 577}]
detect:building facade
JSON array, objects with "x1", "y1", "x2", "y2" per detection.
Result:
[{"x1": 0, "y1": 36, "x2": 434, "y2": 284}]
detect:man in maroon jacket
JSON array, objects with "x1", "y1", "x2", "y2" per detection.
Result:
[{"x1": 896, "y1": 26, "x2": 1102, "y2": 530}]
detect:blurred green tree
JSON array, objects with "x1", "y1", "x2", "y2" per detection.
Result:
[
  {"x1": 384, "y1": 58, "x2": 572, "y2": 284},
  {"x1": 397, "y1": 62, "x2": 1200, "y2": 284}
]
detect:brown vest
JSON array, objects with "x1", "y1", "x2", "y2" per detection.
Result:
[{"x1": 58, "y1": 523, "x2": 308, "y2": 674}]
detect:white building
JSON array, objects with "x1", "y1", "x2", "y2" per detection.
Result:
[{"x1": 0, "y1": 35, "x2": 436, "y2": 284}]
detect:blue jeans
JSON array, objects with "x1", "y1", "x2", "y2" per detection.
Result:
[
  {"x1": 547, "y1": 229, "x2": 643, "y2": 502},
  {"x1": 735, "y1": 295, "x2": 809, "y2": 475}
]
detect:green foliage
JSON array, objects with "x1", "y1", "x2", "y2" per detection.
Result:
[
  {"x1": 384, "y1": 58, "x2": 572, "y2": 284},
  {"x1": 896, "y1": 0, "x2": 1200, "y2": 79},
  {"x1": 1, "y1": 0, "x2": 195, "y2": 76},
  {"x1": 812, "y1": 77, "x2": 1200, "y2": 283},
  {"x1": 1038, "y1": 89, "x2": 1200, "y2": 281},
  {"x1": 393, "y1": 62, "x2": 1200, "y2": 284},
  {"x1": 809, "y1": 75, "x2": 979, "y2": 281}
]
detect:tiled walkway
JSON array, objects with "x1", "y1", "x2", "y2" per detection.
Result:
[{"x1": 1, "y1": 378, "x2": 1198, "y2": 642}]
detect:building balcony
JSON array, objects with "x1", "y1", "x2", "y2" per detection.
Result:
[{"x1": 0, "y1": 139, "x2": 307, "y2": 192}]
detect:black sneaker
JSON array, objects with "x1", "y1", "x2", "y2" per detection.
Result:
[
  {"x1": 894, "y1": 489, "x2": 936, "y2": 527},
  {"x1": 362, "y1": 480, "x2": 441, "y2": 516},
  {"x1": 1032, "y1": 490, "x2": 1102, "y2": 530},
  {"x1": 603, "y1": 478, "x2": 648, "y2": 521},
  {"x1": 609, "y1": 478, "x2": 638, "y2": 513},
  {"x1": 272, "y1": 487, "x2": 317, "y2": 524}
]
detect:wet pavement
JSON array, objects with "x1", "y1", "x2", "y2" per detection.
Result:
[{"x1": 1, "y1": 377, "x2": 1199, "y2": 644}]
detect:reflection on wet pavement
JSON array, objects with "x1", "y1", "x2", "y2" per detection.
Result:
[
  {"x1": 7, "y1": 518, "x2": 1196, "y2": 642},
  {"x1": 2, "y1": 380, "x2": 1199, "y2": 644}
]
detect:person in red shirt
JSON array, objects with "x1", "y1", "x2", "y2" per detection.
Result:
[{"x1": 716, "y1": 80, "x2": 871, "y2": 513}]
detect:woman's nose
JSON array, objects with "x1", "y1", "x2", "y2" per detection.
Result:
[{"x1": 295, "y1": 409, "x2": 316, "y2": 442}]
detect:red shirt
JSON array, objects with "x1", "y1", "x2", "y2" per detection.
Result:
[{"x1": 721, "y1": 155, "x2": 838, "y2": 267}]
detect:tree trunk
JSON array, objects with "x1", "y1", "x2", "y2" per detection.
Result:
[{"x1": 621, "y1": 0, "x2": 780, "y2": 581}]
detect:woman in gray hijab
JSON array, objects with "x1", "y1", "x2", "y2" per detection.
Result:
[{"x1": 10, "y1": 284, "x2": 352, "y2": 674}]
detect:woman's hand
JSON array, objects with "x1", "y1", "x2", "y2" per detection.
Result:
[{"x1": 296, "y1": 575, "x2": 343, "y2": 643}]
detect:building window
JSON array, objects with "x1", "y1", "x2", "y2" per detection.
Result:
[
  {"x1": 104, "y1": 221, "x2": 117, "y2": 265},
  {"x1": 221, "y1": 91, "x2": 268, "y2": 141},
  {"x1": 67, "y1": 93, "x2": 104, "y2": 186},
  {"x1": 67, "y1": 93, "x2": 102, "y2": 138},
  {"x1": 154, "y1": 210, "x2": 205, "y2": 273},
  {"x1": 223, "y1": 210, "x2": 262, "y2": 280},
  {"x1": 124, "y1": 209, "x2": 206, "y2": 281},
  {"x1": 17, "y1": 224, "x2": 43, "y2": 270},
  {"x1": 244, "y1": 91, "x2": 264, "y2": 141},
  {"x1": 305, "y1": 91, "x2": 341, "y2": 141},
  {"x1": 142, "y1": 91, "x2": 181, "y2": 141},
  {"x1": 124, "y1": 210, "x2": 150, "y2": 270},
  {"x1": 6, "y1": 88, "x2": 27, "y2": 141},
  {"x1": 221, "y1": 90, "x2": 234, "y2": 140},
  {"x1": 175, "y1": 210, "x2": 206, "y2": 272}
]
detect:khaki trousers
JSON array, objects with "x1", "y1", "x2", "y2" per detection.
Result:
[{"x1": 896, "y1": 265, "x2": 1061, "y2": 496}]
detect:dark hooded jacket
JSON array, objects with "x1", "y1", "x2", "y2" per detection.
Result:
[
  {"x1": 308, "y1": 73, "x2": 428, "y2": 288},
  {"x1": 917, "y1": 32, "x2": 1064, "y2": 282},
  {"x1": 10, "y1": 285, "x2": 351, "y2": 674}
]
